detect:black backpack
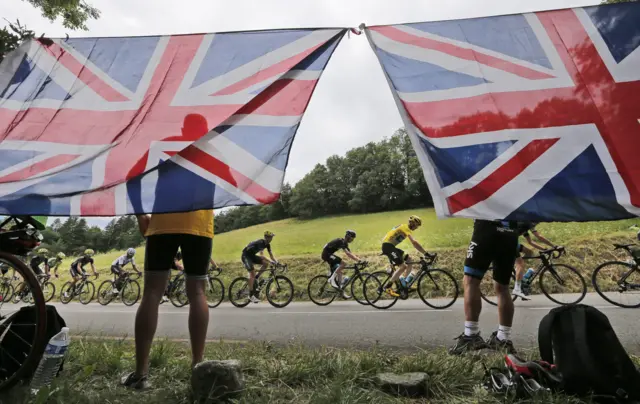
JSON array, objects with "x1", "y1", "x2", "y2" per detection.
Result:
[
  {"x1": 0, "y1": 305, "x2": 66, "y2": 382},
  {"x1": 538, "y1": 304, "x2": 640, "y2": 402}
]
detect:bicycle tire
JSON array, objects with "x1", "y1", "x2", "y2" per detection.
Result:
[
  {"x1": 266, "y1": 275, "x2": 294, "y2": 308},
  {"x1": 42, "y1": 281, "x2": 56, "y2": 303},
  {"x1": 60, "y1": 282, "x2": 74, "y2": 304},
  {"x1": 228, "y1": 277, "x2": 251, "y2": 308},
  {"x1": 79, "y1": 281, "x2": 95, "y2": 305},
  {"x1": 307, "y1": 275, "x2": 336, "y2": 306},
  {"x1": 122, "y1": 280, "x2": 141, "y2": 306},
  {"x1": 592, "y1": 261, "x2": 640, "y2": 308},
  {"x1": 206, "y1": 277, "x2": 224, "y2": 308},
  {"x1": 0, "y1": 282, "x2": 14, "y2": 303},
  {"x1": 0, "y1": 251, "x2": 47, "y2": 392},
  {"x1": 350, "y1": 272, "x2": 369, "y2": 306},
  {"x1": 417, "y1": 268, "x2": 459, "y2": 309},
  {"x1": 169, "y1": 277, "x2": 188, "y2": 307},
  {"x1": 539, "y1": 263, "x2": 586, "y2": 305},
  {"x1": 97, "y1": 280, "x2": 116, "y2": 306},
  {"x1": 363, "y1": 271, "x2": 398, "y2": 310}
]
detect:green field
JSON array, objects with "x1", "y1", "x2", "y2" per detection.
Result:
[{"x1": 17, "y1": 208, "x2": 640, "y2": 302}]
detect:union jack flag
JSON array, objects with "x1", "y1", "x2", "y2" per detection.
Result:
[
  {"x1": 365, "y1": 3, "x2": 640, "y2": 221},
  {"x1": 0, "y1": 28, "x2": 345, "y2": 216}
]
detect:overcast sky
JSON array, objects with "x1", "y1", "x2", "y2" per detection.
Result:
[{"x1": 3, "y1": 0, "x2": 599, "y2": 227}]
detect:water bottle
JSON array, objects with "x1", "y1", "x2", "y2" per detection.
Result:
[
  {"x1": 341, "y1": 276, "x2": 350, "y2": 287},
  {"x1": 30, "y1": 327, "x2": 70, "y2": 393},
  {"x1": 522, "y1": 268, "x2": 535, "y2": 286}
]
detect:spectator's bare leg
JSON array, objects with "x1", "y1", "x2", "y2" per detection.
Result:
[
  {"x1": 134, "y1": 272, "x2": 169, "y2": 376},
  {"x1": 186, "y1": 278, "x2": 208, "y2": 367}
]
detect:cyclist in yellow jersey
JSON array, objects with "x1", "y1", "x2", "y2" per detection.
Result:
[{"x1": 380, "y1": 215, "x2": 429, "y2": 297}]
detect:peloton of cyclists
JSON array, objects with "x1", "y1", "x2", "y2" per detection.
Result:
[
  {"x1": 380, "y1": 215, "x2": 430, "y2": 297},
  {"x1": 241, "y1": 231, "x2": 279, "y2": 304},
  {"x1": 111, "y1": 248, "x2": 142, "y2": 294},
  {"x1": 321, "y1": 230, "x2": 362, "y2": 298}
]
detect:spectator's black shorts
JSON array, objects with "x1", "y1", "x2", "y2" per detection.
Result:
[
  {"x1": 322, "y1": 254, "x2": 342, "y2": 273},
  {"x1": 145, "y1": 234, "x2": 212, "y2": 280},
  {"x1": 241, "y1": 252, "x2": 263, "y2": 271},
  {"x1": 69, "y1": 265, "x2": 85, "y2": 278},
  {"x1": 30, "y1": 263, "x2": 43, "y2": 276},
  {"x1": 464, "y1": 221, "x2": 518, "y2": 286},
  {"x1": 382, "y1": 243, "x2": 405, "y2": 266}
]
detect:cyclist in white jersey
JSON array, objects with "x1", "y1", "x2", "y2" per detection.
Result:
[{"x1": 111, "y1": 248, "x2": 141, "y2": 293}]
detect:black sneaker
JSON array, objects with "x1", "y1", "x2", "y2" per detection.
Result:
[
  {"x1": 121, "y1": 372, "x2": 150, "y2": 390},
  {"x1": 449, "y1": 333, "x2": 488, "y2": 355},
  {"x1": 486, "y1": 331, "x2": 517, "y2": 354}
]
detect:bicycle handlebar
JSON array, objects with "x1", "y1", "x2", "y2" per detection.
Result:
[{"x1": 534, "y1": 246, "x2": 565, "y2": 259}]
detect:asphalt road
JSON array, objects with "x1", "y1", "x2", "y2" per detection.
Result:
[{"x1": 50, "y1": 293, "x2": 640, "y2": 353}]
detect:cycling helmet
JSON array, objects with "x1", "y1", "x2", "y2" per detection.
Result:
[
  {"x1": 37, "y1": 248, "x2": 49, "y2": 256},
  {"x1": 127, "y1": 248, "x2": 136, "y2": 257},
  {"x1": 84, "y1": 248, "x2": 95, "y2": 257},
  {"x1": 57, "y1": 252, "x2": 66, "y2": 260},
  {"x1": 264, "y1": 230, "x2": 275, "y2": 238},
  {"x1": 409, "y1": 215, "x2": 422, "y2": 227},
  {"x1": 345, "y1": 230, "x2": 356, "y2": 239}
]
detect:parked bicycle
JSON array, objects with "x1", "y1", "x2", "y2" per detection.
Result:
[
  {"x1": 307, "y1": 261, "x2": 370, "y2": 306},
  {"x1": 0, "y1": 215, "x2": 48, "y2": 391},
  {"x1": 363, "y1": 253, "x2": 459, "y2": 310},
  {"x1": 60, "y1": 272, "x2": 97, "y2": 305},
  {"x1": 168, "y1": 265, "x2": 226, "y2": 308},
  {"x1": 228, "y1": 262, "x2": 294, "y2": 308},
  {"x1": 592, "y1": 243, "x2": 640, "y2": 308},
  {"x1": 480, "y1": 246, "x2": 586, "y2": 306},
  {"x1": 13, "y1": 273, "x2": 56, "y2": 303},
  {"x1": 97, "y1": 272, "x2": 141, "y2": 306}
]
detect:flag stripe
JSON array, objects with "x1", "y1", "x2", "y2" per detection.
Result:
[{"x1": 0, "y1": 154, "x2": 78, "y2": 183}]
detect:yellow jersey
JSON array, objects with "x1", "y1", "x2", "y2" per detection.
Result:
[
  {"x1": 146, "y1": 210, "x2": 214, "y2": 238},
  {"x1": 382, "y1": 224, "x2": 412, "y2": 246}
]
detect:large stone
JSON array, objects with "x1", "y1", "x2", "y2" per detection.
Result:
[
  {"x1": 191, "y1": 360, "x2": 245, "y2": 403},
  {"x1": 374, "y1": 372, "x2": 429, "y2": 398}
]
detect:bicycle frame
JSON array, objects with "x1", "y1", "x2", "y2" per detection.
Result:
[
  {"x1": 520, "y1": 247, "x2": 565, "y2": 286},
  {"x1": 614, "y1": 246, "x2": 640, "y2": 291}
]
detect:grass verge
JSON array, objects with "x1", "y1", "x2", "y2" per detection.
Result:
[{"x1": 3, "y1": 338, "x2": 629, "y2": 404}]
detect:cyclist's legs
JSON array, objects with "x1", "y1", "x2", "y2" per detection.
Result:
[{"x1": 514, "y1": 244, "x2": 531, "y2": 282}]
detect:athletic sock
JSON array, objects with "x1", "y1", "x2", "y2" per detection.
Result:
[
  {"x1": 514, "y1": 280, "x2": 522, "y2": 290},
  {"x1": 497, "y1": 325, "x2": 512, "y2": 341},
  {"x1": 464, "y1": 321, "x2": 480, "y2": 336}
]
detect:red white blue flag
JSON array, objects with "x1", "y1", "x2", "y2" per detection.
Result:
[
  {"x1": 366, "y1": 3, "x2": 640, "y2": 221},
  {"x1": 0, "y1": 28, "x2": 345, "y2": 215}
]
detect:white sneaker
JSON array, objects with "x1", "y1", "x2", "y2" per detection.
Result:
[
  {"x1": 512, "y1": 287, "x2": 527, "y2": 299},
  {"x1": 328, "y1": 277, "x2": 339, "y2": 289},
  {"x1": 161, "y1": 296, "x2": 169, "y2": 303},
  {"x1": 249, "y1": 295, "x2": 260, "y2": 304},
  {"x1": 112, "y1": 288, "x2": 119, "y2": 295}
]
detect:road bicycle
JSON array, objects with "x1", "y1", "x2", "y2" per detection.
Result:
[
  {"x1": 363, "y1": 253, "x2": 459, "y2": 310},
  {"x1": 592, "y1": 242, "x2": 640, "y2": 308},
  {"x1": 0, "y1": 266, "x2": 15, "y2": 303},
  {"x1": 0, "y1": 215, "x2": 47, "y2": 391},
  {"x1": 60, "y1": 272, "x2": 97, "y2": 305},
  {"x1": 97, "y1": 272, "x2": 141, "y2": 306},
  {"x1": 228, "y1": 262, "x2": 294, "y2": 308},
  {"x1": 307, "y1": 261, "x2": 370, "y2": 306},
  {"x1": 168, "y1": 265, "x2": 226, "y2": 309},
  {"x1": 480, "y1": 246, "x2": 586, "y2": 306},
  {"x1": 13, "y1": 273, "x2": 56, "y2": 303}
]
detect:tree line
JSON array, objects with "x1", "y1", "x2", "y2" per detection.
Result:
[
  {"x1": 214, "y1": 128, "x2": 434, "y2": 234},
  {"x1": 39, "y1": 216, "x2": 145, "y2": 256}
]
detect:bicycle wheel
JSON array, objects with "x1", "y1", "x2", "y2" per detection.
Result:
[
  {"x1": 363, "y1": 271, "x2": 398, "y2": 310},
  {"x1": 228, "y1": 277, "x2": 251, "y2": 308},
  {"x1": 417, "y1": 268, "x2": 459, "y2": 309},
  {"x1": 592, "y1": 261, "x2": 640, "y2": 308},
  {"x1": 350, "y1": 272, "x2": 369, "y2": 306},
  {"x1": 0, "y1": 283, "x2": 14, "y2": 303},
  {"x1": 307, "y1": 275, "x2": 337, "y2": 306},
  {"x1": 206, "y1": 277, "x2": 224, "y2": 308},
  {"x1": 60, "y1": 282, "x2": 74, "y2": 304},
  {"x1": 78, "y1": 281, "x2": 95, "y2": 305},
  {"x1": 97, "y1": 280, "x2": 116, "y2": 306},
  {"x1": 122, "y1": 280, "x2": 141, "y2": 306},
  {"x1": 11, "y1": 283, "x2": 25, "y2": 304},
  {"x1": 266, "y1": 275, "x2": 294, "y2": 308},
  {"x1": 0, "y1": 251, "x2": 47, "y2": 392},
  {"x1": 539, "y1": 264, "x2": 586, "y2": 305},
  {"x1": 169, "y1": 278, "x2": 188, "y2": 307},
  {"x1": 42, "y1": 281, "x2": 55, "y2": 303}
]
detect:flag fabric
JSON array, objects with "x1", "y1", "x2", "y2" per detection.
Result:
[
  {"x1": 0, "y1": 28, "x2": 345, "y2": 216},
  {"x1": 365, "y1": 3, "x2": 640, "y2": 222}
]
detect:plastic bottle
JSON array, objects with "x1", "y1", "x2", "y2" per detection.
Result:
[
  {"x1": 30, "y1": 327, "x2": 70, "y2": 393},
  {"x1": 522, "y1": 268, "x2": 535, "y2": 285},
  {"x1": 341, "y1": 276, "x2": 350, "y2": 287}
]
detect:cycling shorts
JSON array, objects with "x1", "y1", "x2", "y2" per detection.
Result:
[
  {"x1": 145, "y1": 234, "x2": 212, "y2": 280},
  {"x1": 69, "y1": 264, "x2": 85, "y2": 278},
  {"x1": 241, "y1": 252, "x2": 263, "y2": 271},
  {"x1": 322, "y1": 254, "x2": 342, "y2": 273},
  {"x1": 110, "y1": 264, "x2": 124, "y2": 276},
  {"x1": 30, "y1": 263, "x2": 43, "y2": 276},
  {"x1": 382, "y1": 242, "x2": 405, "y2": 266},
  {"x1": 464, "y1": 220, "x2": 518, "y2": 285}
]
